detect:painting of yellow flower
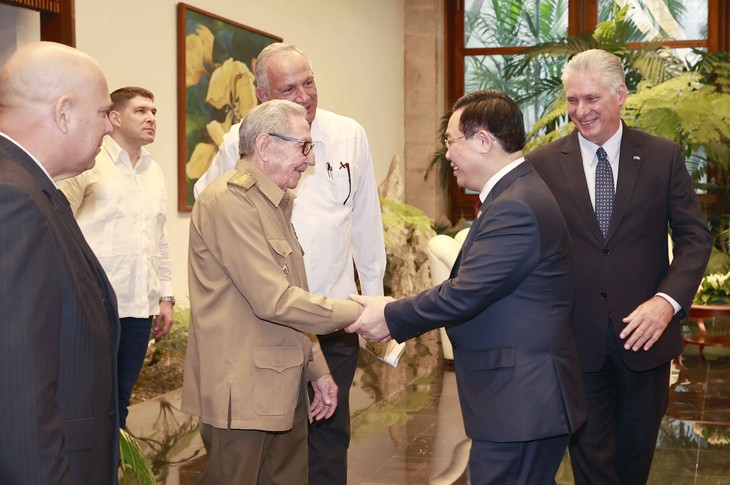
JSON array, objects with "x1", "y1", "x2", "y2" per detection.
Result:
[{"x1": 177, "y1": 3, "x2": 281, "y2": 210}]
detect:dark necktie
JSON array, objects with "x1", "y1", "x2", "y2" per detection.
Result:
[{"x1": 595, "y1": 147, "x2": 614, "y2": 238}]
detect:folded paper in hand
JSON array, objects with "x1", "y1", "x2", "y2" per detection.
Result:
[{"x1": 359, "y1": 336, "x2": 406, "y2": 367}]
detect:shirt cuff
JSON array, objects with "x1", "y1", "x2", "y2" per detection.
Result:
[
  {"x1": 331, "y1": 299, "x2": 360, "y2": 330},
  {"x1": 656, "y1": 292, "x2": 681, "y2": 315}
]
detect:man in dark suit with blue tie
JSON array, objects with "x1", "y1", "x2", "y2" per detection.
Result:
[
  {"x1": 348, "y1": 90, "x2": 585, "y2": 484},
  {"x1": 0, "y1": 42, "x2": 121, "y2": 484},
  {"x1": 528, "y1": 49, "x2": 712, "y2": 485}
]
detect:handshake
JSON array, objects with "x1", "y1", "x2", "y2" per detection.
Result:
[{"x1": 345, "y1": 294, "x2": 396, "y2": 343}]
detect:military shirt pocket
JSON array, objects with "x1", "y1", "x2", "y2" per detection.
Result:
[
  {"x1": 268, "y1": 238, "x2": 293, "y2": 276},
  {"x1": 253, "y1": 347, "x2": 304, "y2": 416}
]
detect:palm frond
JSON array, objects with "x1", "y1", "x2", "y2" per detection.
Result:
[
  {"x1": 120, "y1": 428, "x2": 156, "y2": 485},
  {"x1": 423, "y1": 113, "x2": 452, "y2": 188}
]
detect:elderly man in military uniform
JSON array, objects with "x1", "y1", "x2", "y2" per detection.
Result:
[{"x1": 182, "y1": 99, "x2": 361, "y2": 485}]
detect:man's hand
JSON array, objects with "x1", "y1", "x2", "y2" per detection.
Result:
[
  {"x1": 621, "y1": 295, "x2": 674, "y2": 351},
  {"x1": 152, "y1": 301, "x2": 174, "y2": 339},
  {"x1": 310, "y1": 374, "x2": 338, "y2": 421},
  {"x1": 345, "y1": 294, "x2": 394, "y2": 342}
]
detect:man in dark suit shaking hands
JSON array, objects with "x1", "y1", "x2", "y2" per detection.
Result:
[
  {"x1": 528, "y1": 49, "x2": 712, "y2": 485},
  {"x1": 0, "y1": 42, "x2": 121, "y2": 484},
  {"x1": 347, "y1": 90, "x2": 586, "y2": 485}
]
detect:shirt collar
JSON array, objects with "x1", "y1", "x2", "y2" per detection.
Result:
[
  {"x1": 234, "y1": 159, "x2": 292, "y2": 208},
  {"x1": 479, "y1": 156, "x2": 526, "y2": 203},
  {"x1": 577, "y1": 123, "x2": 623, "y2": 166},
  {"x1": 309, "y1": 109, "x2": 323, "y2": 148},
  {"x1": 102, "y1": 135, "x2": 152, "y2": 169}
]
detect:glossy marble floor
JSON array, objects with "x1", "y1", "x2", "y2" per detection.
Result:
[{"x1": 125, "y1": 331, "x2": 730, "y2": 484}]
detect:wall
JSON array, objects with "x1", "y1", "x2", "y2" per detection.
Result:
[
  {"x1": 74, "y1": 0, "x2": 405, "y2": 306},
  {"x1": 0, "y1": 4, "x2": 39, "y2": 67},
  {"x1": 404, "y1": 0, "x2": 447, "y2": 221}
]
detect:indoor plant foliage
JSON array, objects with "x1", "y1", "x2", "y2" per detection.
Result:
[
  {"x1": 425, "y1": 3, "x2": 691, "y2": 188},
  {"x1": 427, "y1": 3, "x2": 730, "y2": 270},
  {"x1": 694, "y1": 271, "x2": 730, "y2": 305},
  {"x1": 120, "y1": 428, "x2": 156, "y2": 485}
]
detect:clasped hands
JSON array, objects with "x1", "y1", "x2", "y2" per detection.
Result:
[{"x1": 345, "y1": 294, "x2": 396, "y2": 343}]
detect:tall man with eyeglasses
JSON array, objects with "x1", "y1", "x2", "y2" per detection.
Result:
[{"x1": 194, "y1": 43, "x2": 385, "y2": 484}]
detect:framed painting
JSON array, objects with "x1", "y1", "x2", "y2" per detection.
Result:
[{"x1": 176, "y1": 3, "x2": 282, "y2": 211}]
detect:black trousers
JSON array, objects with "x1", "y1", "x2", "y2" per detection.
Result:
[
  {"x1": 308, "y1": 330, "x2": 359, "y2": 485},
  {"x1": 569, "y1": 323, "x2": 670, "y2": 485},
  {"x1": 468, "y1": 434, "x2": 569, "y2": 485}
]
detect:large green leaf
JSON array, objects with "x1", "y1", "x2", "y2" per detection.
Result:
[{"x1": 120, "y1": 428, "x2": 156, "y2": 485}]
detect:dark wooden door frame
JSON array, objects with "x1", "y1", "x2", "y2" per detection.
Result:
[{"x1": 0, "y1": 0, "x2": 75, "y2": 46}]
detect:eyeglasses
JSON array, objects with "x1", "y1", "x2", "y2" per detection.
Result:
[
  {"x1": 268, "y1": 133, "x2": 314, "y2": 156},
  {"x1": 444, "y1": 135, "x2": 465, "y2": 149}
]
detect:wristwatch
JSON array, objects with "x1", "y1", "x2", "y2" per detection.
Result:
[{"x1": 159, "y1": 296, "x2": 176, "y2": 306}]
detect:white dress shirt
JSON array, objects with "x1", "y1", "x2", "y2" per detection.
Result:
[
  {"x1": 194, "y1": 108, "x2": 386, "y2": 298},
  {"x1": 59, "y1": 135, "x2": 172, "y2": 318}
]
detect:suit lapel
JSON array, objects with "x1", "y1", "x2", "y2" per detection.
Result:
[
  {"x1": 450, "y1": 161, "x2": 532, "y2": 277},
  {"x1": 558, "y1": 132, "x2": 605, "y2": 243},
  {"x1": 450, "y1": 207, "x2": 484, "y2": 277},
  {"x1": 606, "y1": 125, "x2": 642, "y2": 242},
  {"x1": 0, "y1": 136, "x2": 118, "y2": 319}
]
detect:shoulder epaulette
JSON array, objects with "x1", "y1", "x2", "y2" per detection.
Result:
[{"x1": 227, "y1": 172, "x2": 256, "y2": 191}]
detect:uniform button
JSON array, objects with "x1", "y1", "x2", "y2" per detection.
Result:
[
  {"x1": 603, "y1": 249, "x2": 610, "y2": 255},
  {"x1": 276, "y1": 362, "x2": 282, "y2": 368},
  {"x1": 600, "y1": 292, "x2": 607, "y2": 300}
]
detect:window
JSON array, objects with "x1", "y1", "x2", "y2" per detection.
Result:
[{"x1": 445, "y1": 0, "x2": 722, "y2": 223}]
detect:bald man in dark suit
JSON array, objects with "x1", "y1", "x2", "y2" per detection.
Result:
[
  {"x1": 0, "y1": 42, "x2": 120, "y2": 484},
  {"x1": 528, "y1": 49, "x2": 712, "y2": 485}
]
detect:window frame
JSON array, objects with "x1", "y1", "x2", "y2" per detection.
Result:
[{"x1": 444, "y1": 0, "x2": 727, "y2": 223}]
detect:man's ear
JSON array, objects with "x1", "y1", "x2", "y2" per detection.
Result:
[
  {"x1": 476, "y1": 129, "x2": 494, "y2": 153},
  {"x1": 255, "y1": 86, "x2": 269, "y2": 103},
  {"x1": 108, "y1": 110, "x2": 122, "y2": 128},
  {"x1": 54, "y1": 96, "x2": 72, "y2": 134},
  {"x1": 617, "y1": 83, "x2": 628, "y2": 106},
  {"x1": 255, "y1": 132, "x2": 271, "y2": 159}
]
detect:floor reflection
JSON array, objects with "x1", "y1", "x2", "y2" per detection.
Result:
[{"x1": 126, "y1": 333, "x2": 730, "y2": 484}]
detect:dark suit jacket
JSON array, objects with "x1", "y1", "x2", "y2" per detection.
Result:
[
  {"x1": 385, "y1": 161, "x2": 585, "y2": 443},
  {"x1": 0, "y1": 135, "x2": 120, "y2": 484},
  {"x1": 529, "y1": 124, "x2": 712, "y2": 372}
]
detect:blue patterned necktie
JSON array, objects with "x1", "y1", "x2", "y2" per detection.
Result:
[{"x1": 595, "y1": 147, "x2": 614, "y2": 238}]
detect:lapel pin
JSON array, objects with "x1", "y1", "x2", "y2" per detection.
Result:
[{"x1": 633, "y1": 155, "x2": 641, "y2": 160}]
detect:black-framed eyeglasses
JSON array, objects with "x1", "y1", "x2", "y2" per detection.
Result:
[{"x1": 268, "y1": 133, "x2": 314, "y2": 156}]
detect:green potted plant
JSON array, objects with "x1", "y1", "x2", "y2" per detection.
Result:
[{"x1": 694, "y1": 271, "x2": 730, "y2": 305}]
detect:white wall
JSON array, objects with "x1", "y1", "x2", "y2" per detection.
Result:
[{"x1": 75, "y1": 0, "x2": 405, "y2": 306}]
